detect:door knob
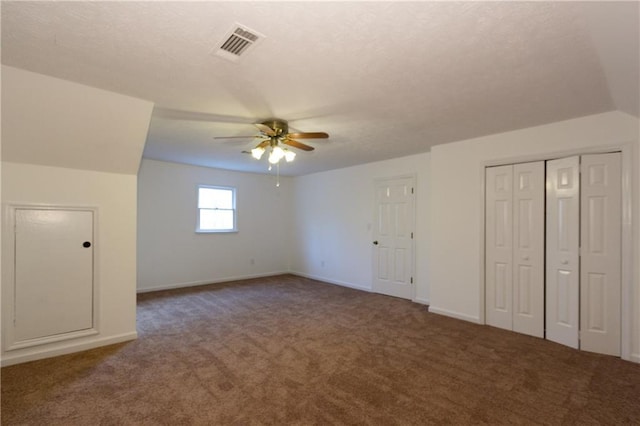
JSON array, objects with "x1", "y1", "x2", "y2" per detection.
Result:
[
  {"x1": 83, "y1": 241, "x2": 92, "y2": 248},
  {"x1": 373, "y1": 241, "x2": 379, "y2": 245}
]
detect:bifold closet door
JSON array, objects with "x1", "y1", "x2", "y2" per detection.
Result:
[
  {"x1": 546, "y1": 156, "x2": 580, "y2": 349},
  {"x1": 580, "y1": 153, "x2": 621, "y2": 356},
  {"x1": 546, "y1": 153, "x2": 622, "y2": 354},
  {"x1": 486, "y1": 165, "x2": 514, "y2": 331},
  {"x1": 486, "y1": 162, "x2": 544, "y2": 337},
  {"x1": 512, "y1": 162, "x2": 544, "y2": 338}
]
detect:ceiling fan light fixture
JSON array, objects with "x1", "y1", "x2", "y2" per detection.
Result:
[
  {"x1": 284, "y1": 149, "x2": 296, "y2": 162},
  {"x1": 251, "y1": 146, "x2": 265, "y2": 160},
  {"x1": 268, "y1": 146, "x2": 285, "y2": 164}
]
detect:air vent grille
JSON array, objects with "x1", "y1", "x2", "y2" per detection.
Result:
[{"x1": 215, "y1": 24, "x2": 264, "y2": 62}]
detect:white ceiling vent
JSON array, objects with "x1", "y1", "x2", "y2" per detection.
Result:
[{"x1": 214, "y1": 24, "x2": 265, "y2": 62}]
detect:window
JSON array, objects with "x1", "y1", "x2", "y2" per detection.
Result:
[{"x1": 196, "y1": 185, "x2": 237, "y2": 232}]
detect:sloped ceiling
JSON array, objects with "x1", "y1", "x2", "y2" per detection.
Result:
[
  {"x1": 2, "y1": 66, "x2": 153, "y2": 174},
  {"x1": 2, "y1": 1, "x2": 638, "y2": 176}
]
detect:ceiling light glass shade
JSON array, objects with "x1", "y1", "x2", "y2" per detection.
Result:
[
  {"x1": 284, "y1": 149, "x2": 296, "y2": 162},
  {"x1": 268, "y1": 146, "x2": 285, "y2": 164},
  {"x1": 251, "y1": 147, "x2": 265, "y2": 159}
]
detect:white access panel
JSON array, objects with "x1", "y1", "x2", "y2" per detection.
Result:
[
  {"x1": 373, "y1": 177, "x2": 414, "y2": 300},
  {"x1": 546, "y1": 157, "x2": 580, "y2": 349},
  {"x1": 512, "y1": 162, "x2": 545, "y2": 338},
  {"x1": 580, "y1": 153, "x2": 621, "y2": 356},
  {"x1": 13, "y1": 208, "x2": 94, "y2": 343},
  {"x1": 485, "y1": 165, "x2": 514, "y2": 331}
]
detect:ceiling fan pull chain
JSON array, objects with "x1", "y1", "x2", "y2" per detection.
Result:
[{"x1": 276, "y1": 163, "x2": 280, "y2": 187}]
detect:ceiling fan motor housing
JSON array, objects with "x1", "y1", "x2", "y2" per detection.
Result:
[{"x1": 261, "y1": 119, "x2": 288, "y2": 136}]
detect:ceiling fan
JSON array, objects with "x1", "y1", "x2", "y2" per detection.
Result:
[{"x1": 214, "y1": 118, "x2": 329, "y2": 165}]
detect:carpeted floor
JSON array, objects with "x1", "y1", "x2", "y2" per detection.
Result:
[{"x1": 2, "y1": 274, "x2": 640, "y2": 425}]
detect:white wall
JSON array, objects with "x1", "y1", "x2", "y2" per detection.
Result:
[
  {"x1": 429, "y1": 111, "x2": 640, "y2": 362},
  {"x1": 290, "y1": 153, "x2": 430, "y2": 303},
  {"x1": 1, "y1": 67, "x2": 152, "y2": 366},
  {"x1": 1, "y1": 163, "x2": 139, "y2": 365},
  {"x1": 137, "y1": 159, "x2": 292, "y2": 292}
]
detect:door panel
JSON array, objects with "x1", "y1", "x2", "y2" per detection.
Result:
[
  {"x1": 377, "y1": 248, "x2": 389, "y2": 280},
  {"x1": 585, "y1": 273, "x2": 606, "y2": 330},
  {"x1": 512, "y1": 162, "x2": 544, "y2": 337},
  {"x1": 556, "y1": 270, "x2": 572, "y2": 325},
  {"x1": 517, "y1": 265, "x2": 532, "y2": 314},
  {"x1": 14, "y1": 209, "x2": 94, "y2": 341},
  {"x1": 485, "y1": 165, "x2": 513, "y2": 331},
  {"x1": 394, "y1": 248, "x2": 406, "y2": 281},
  {"x1": 546, "y1": 157, "x2": 580, "y2": 349},
  {"x1": 494, "y1": 262, "x2": 509, "y2": 311},
  {"x1": 373, "y1": 177, "x2": 414, "y2": 299},
  {"x1": 580, "y1": 153, "x2": 621, "y2": 356}
]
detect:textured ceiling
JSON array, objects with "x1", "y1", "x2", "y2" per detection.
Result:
[{"x1": 2, "y1": 1, "x2": 638, "y2": 176}]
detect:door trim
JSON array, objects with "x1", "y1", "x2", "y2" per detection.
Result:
[
  {"x1": 479, "y1": 143, "x2": 633, "y2": 361},
  {"x1": 372, "y1": 174, "x2": 416, "y2": 300},
  {"x1": 2, "y1": 203, "x2": 100, "y2": 351}
]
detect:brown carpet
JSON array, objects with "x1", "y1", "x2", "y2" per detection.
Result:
[{"x1": 2, "y1": 274, "x2": 639, "y2": 425}]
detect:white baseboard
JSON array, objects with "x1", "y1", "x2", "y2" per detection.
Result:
[
  {"x1": 428, "y1": 306, "x2": 481, "y2": 324},
  {"x1": 629, "y1": 352, "x2": 640, "y2": 364},
  {"x1": 289, "y1": 271, "x2": 371, "y2": 292},
  {"x1": 136, "y1": 271, "x2": 290, "y2": 293},
  {"x1": 1, "y1": 331, "x2": 138, "y2": 367},
  {"x1": 413, "y1": 297, "x2": 430, "y2": 306}
]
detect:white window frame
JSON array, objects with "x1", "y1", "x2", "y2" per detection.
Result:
[{"x1": 196, "y1": 185, "x2": 237, "y2": 233}]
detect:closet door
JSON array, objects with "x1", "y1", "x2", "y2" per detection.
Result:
[
  {"x1": 486, "y1": 162, "x2": 544, "y2": 336},
  {"x1": 512, "y1": 162, "x2": 544, "y2": 338},
  {"x1": 580, "y1": 153, "x2": 621, "y2": 356},
  {"x1": 485, "y1": 165, "x2": 513, "y2": 331},
  {"x1": 13, "y1": 208, "x2": 94, "y2": 343},
  {"x1": 546, "y1": 156, "x2": 580, "y2": 349}
]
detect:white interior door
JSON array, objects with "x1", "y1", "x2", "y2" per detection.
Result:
[
  {"x1": 546, "y1": 156, "x2": 580, "y2": 349},
  {"x1": 580, "y1": 153, "x2": 621, "y2": 356},
  {"x1": 485, "y1": 165, "x2": 514, "y2": 331},
  {"x1": 512, "y1": 162, "x2": 545, "y2": 338},
  {"x1": 14, "y1": 208, "x2": 94, "y2": 342},
  {"x1": 373, "y1": 177, "x2": 414, "y2": 299}
]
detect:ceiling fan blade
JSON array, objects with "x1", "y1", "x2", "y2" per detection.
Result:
[
  {"x1": 283, "y1": 138, "x2": 314, "y2": 151},
  {"x1": 256, "y1": 140, "x2": 270, "y2": 149},
  {"x1": 255, "y1": 123, "x2": 276, "y2": 136},
  {"x1": 286, "y1": 132, "x2": 329, "y2": 139}
]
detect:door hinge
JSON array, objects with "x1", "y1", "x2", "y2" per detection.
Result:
[
  {"x1": 411, "y1": 232, "x2": 414, "y2": 239},
  {"x1": 411, "y1": 187, "x2": 414, "y2": 194},
  {"x1": 410, "y1": 277, "x2": 414, "y2": 284}
]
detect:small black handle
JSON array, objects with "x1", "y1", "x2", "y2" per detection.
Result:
[
  {"x1": 373, "y1": 241, "x2": 379, "y2": 245},
  {"x1": 83, "y1": 241, "x2": 92, "y2": 248}
]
